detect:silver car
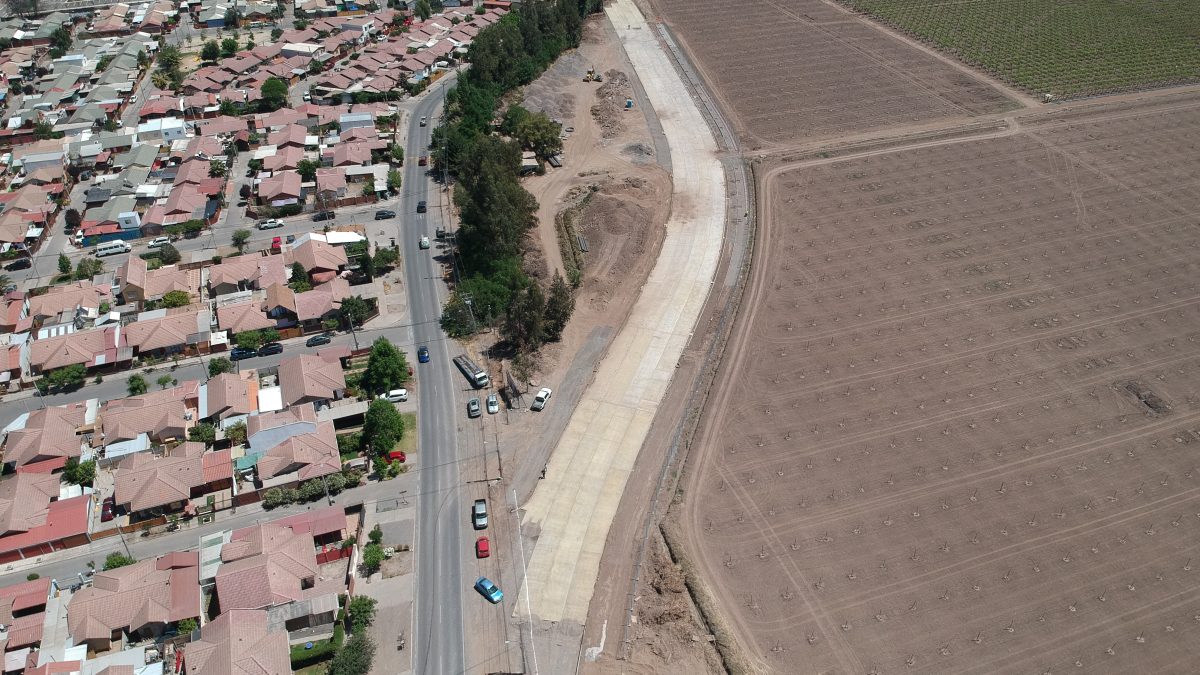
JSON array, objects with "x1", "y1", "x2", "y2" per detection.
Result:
[
  {"x1": 467, "y1": 398, "x2": 481, "y2": 418},
  {"x1": 486, "y1": 394, "x2": 499, "y2": 414}
]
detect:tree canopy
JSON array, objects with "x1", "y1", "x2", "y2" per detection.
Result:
[
  {"x1": 362, "y1": 399, "x2": 405, "y2": 454},
  {"x1": 360, "y1": 338, "x2": 408, "y2": 394},
  {"x1": 260, "y1": 77, "x2": 289, "y2": 112}
]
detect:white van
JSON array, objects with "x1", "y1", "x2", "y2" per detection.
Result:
[{"x1": 95, "y1": 241, "x2": 132, "y2": 257}]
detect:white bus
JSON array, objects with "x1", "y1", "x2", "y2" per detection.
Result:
[{"x1": 95, "y1": 241, "x2": 132, "y2": 257}]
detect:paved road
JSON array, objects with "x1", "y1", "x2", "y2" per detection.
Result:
[{"x1": 404, "y1": 74, "x2": 471, "y2": 675}]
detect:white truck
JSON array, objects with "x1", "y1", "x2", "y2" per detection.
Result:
[{"x1": 453, "y1": 354, "x2": 489, "y2": 389}]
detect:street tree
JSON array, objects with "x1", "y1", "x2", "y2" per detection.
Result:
[
  {"x1": 128, "y1": 374, "x2": 148, "y2": 396},
  {"x1": 104, "y1": 553, "x2": 137, "y2": 570},
  {"x1": 208, "y1": 357, "x2": 233, "y2": 377},
  {"x1": 220, "y1": 37, "x2": 239, "y2": 58},
  {"x1": 543, "y1": 271, "x2": 574, "y2": 341},
  {"x1": 158, "y1": 243, "x2": 182, "y2": 265},
  {"x1": 65, "y1": 208, "x2": 81, "y2": 230},
  {"x1": 45, "y1": 365, "x2": 86, "y2": 392},
  {"x1": 232, "y1": 229, "x2": 251, "y2": 253},
  {"x1": 517, "y1": 110, "x2": 563, "y2": 158},
  {"x1": 502, "y1": 284, "x2": 545, "y2": 351},
  {"x1": 328, "y1": 631, "x2": 376, "y2": 675},
  {"x1": 360, "y1": 338, "x2": 408, "y2": 393},
  {"x1": 362, "y1": 399, "x2": 405, "y2": 453},
  {"x1": 156, "y1": 374, "x2": 175, "y2": 389},
  {"x1": 75, "y1": 257, "x2": 103, "y2": 280},
  {"x1": 260, "y1": 77, "x2": 289, "y2": 112},
  {"x1": 339, "y1": 296, "x2": 370, "y2": 327},
  {"x1": 58, "y1": 253, "x2": 71, "y2": 275},
  {"x1": 201, "y1": 40, "x2": 220, "y2": 62}
]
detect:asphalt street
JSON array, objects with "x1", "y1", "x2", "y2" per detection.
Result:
[{"x1": 404, "y1": 75, "x2": 471, "y2": 675}]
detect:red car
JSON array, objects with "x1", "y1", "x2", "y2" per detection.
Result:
[
  {"x1": 101, "y1": 497, "x2": 115, "y2": 522},
  {"x1": 475, "y1": 536, "x2": 490, "y2": 559}
]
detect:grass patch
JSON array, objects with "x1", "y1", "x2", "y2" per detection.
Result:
[
  {"x1": 840, "y1": 0, "x2": 1200, "y2": 98},
  {"x1": 396, "y1": 412, "x2": 417, "y2": 456},
  {"x1": 290, "y1": 624, "x2": 344, "y2": 670}
]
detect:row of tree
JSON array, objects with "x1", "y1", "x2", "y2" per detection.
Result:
[{"x1": 435, "y1": 0, "x2": 597, "y2": 353}]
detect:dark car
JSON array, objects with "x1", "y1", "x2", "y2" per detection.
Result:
[
  {"x1": 230, "y1": 347, "x2": 258, "y2": 361},
  {"x1": 257, "y1": 342, "x2": 284, "y2": 357},
  {"x1": 374, "y1": 209, "x2": 396, "y2": 220},
  {"x1": 313, "y1": 211, "x2": 335, "y2": 222},
  {"x1": 4, "y1": 258, "x2": 31, "y2": 272},
  {"x1": 416, "y1": 200, "x2": 427, "y2": 213},
  {"x1": 417, "y1": 346, "x2": 429, "y2": 363},
  {"x1": 306, "y1": 334, "x2": 332, "y2": 347}
]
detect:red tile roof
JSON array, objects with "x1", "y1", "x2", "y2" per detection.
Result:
[
  {"x1": 67, "y1": 551, "x2": 201, "y2": 643},
  {"x1": 0, "y1": 493, "x2": 90, "y2": 557},
  {"x1": 184, "y1": 609, "x2": 290, "y2": 675}
]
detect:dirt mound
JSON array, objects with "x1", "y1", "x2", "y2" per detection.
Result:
[
  {"x1": 591, "y1": 70, "x2": 632, "y2": 138},
  {"x1": 622, "y1": 142, "x2": 655, "y2": 163}
]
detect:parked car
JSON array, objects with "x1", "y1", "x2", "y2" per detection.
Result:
[
  {"x1": 486, "y1": 394, "x2": 499, "y2": 415},
  {"x1": 100, "y1": 496, "x2": 115, "y2": 522},
  {"x1": 374, "y1": 209, "x2": 396, "y2": 220},
  {"x1": 467, "y1": 397, "x2": 481, "y2": 418},
  {"x1": 306, "y1": 334, "x2": 332, "y2": 347},
  {"x1": 417, "y1": 346, "x2": 430, "y2": 363},
  {"x1": 418, "y1": 155, "x2": 428, "y2": 166},
  {"x1": 473, "y1": 577, "x2": 503, "y2": 604},
  {"x1": 4, "y1": 258, "x2": 31, "y2": 272},
  {"x1": 475, "y1": 536, "x2": 490, "y2": 559},
  {"x1": 419, "y1": 235, "x2": 430, "y2": 250},
  {"x1": 257, "y1": 219, "x2": 284, "y2": 230},
  {"x1": 531, "y1": 387, "x2": 553, "y2": 411},
  {"x1": 257, "y1": 342, "x2": 283, "y2": 357},
  {"x1": 416, "y1": 200, "x2": 427, "y2": 213},
  {"x1": 313, "y1": 211, "x2": 335, "y2": 222},
  {"x1": 472, "y1": 499, "x2": 488, "y2": 529},
  {"x1": 270, "y1": 236, "x2": 282, "y2": 252},
  {"x1": 147, "y1": 236, "x2": 172, "y2": 249},
  {"x1": 230, "y1": 347, "x2": 258, "y2": 361},
  {"x1": 380, "y1": 388, "x2": 408, "y2": 403},
  {"x1": 419, "y1": 116, "x2": 427, "y2": 127}
]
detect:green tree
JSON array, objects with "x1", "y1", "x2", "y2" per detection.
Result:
[
  {"x1": 348, "y1": 595, "x2": 377, "y2": 633},
  {"x1": 386, "y1": 169, "x2": 402, "y2": 192},
  {"x1": 225, "y1": 421, "x2": 247, "y2": 446},
  {"x1": 103, "y1": 117, "x2": 119, "y2": 132},
  {"x1": 156, "y1": 374, "x2": 175, "y2": 389},
  {"x1": 128, "y1": 373, "x2": 148, "y2": 396},
  {"x1": 208, "y1": 160, "x2": 226, "y2": 178},
  {"x1": 223, "y1": 7, "x2": 239, "y2": 26},
  {"x1": 49, "y1": 26, "x2": 72, "y2": 58},
  {"x1": 157, "y1": 45, "x2": 182, "y2": 72},
  {"x1": 414, "y1": 0, "x2": 432, "y2": 20},
  {"x1": 137, "y1": 49, "x2": 149, "y2": 68},
  {"x1": 373, "y1": 247, "x2": 398, "y2": 270},
  {"x1": 296, "y1": 159, "x2": 318, "y2": 182},
  {"x1": 65, "y1": 208, "x2": 81, "y2": 230},
  {"x1": 46, "y1": 364, "x2": 87, "y2": 392},
  {"x1": 236, "y1": 330, "x2": 265, "y2": 350},
  {"x1": 57, "y1": 253, "x2": 71, "y2": 275},
  {"x1": 362, "y1": 399, "x2": 405, "y2": 453},
  {"x1": 177, "y1": 618, "x2": 198, "y2": 635},
  {"x1": 328, "y1": 631, "x2": 375, "y2": 675},
  {"x1": 389, "y1": 144, "x2": 404, "y2": 163},
  {"x1": 339, "y1": 296, "x2": 370, "y2": 327},
  {"x1": 516, "y1": 110, "x2": 563, "y2": 158},
  {"x1": 96, "y1": 54, "x2": 114, "y2": 72},
  {"x1": 245, "y1": 38, "x2": 255, "y2": 50},
  {"x1": 453, "y1": 135, "x2": 537, "y2": 271},
  {"x1": 543, "y1": 271, "x2": 574, "y2": 340},
  {"x1": 360, "y1": 338, "x2": 408, "y2": 394},
  {"x1": 104, "y1": 552, "x2": 137, "y2": 570},
  {"x1": 219, "y1": 99, "x2": 239, "y2": 117},
  {"x1": 360, "y1": 543, "x2": 385, "y2": 575},
  {"x1": 260, "y1": 77, "x2": 288, "y2": 111},
  {"x1": 270, "y1": 28, "x2": 283, "y2": 41},
  {"x1": 161, "y1": 290, "x2": 190, "y2": 308},
  {"x1": 502, "y1": 284, "x2": 546, "y2": 351},
  {"x1": 188, "y1": 422, "x2": 216, "y2": 446},
  {"x1": 158, "y1": 243, "x2": 182, "y2": 265},
  {"x1": 208, "y1": 357, "x2": 233, "y2": 377},
  {"x1": 33, "y1": 120, "x2": 55, "y2": 140},
  {"x1": 439, "y1": 293, "x2": 477, "y2": 337},
  {"x1": 201, "y1": 40, "x2": 220, "y2": 62},
  {"x1": 220, "y1": 37, "x2": 239, "y2": 58},
  {"x1": 62, "y1": 458, "x2": 96, "y2": 486},
  {"x1": 231, "y1": 229, "x2": 251, "y2": 253},
  {"x1": 75, "y1": 257, "x2": 104, "y2": 280},
  {"x1": 290, "y1": 261, "x2": 308, "y2": 284},
  {"x1": 368, "y1": 524, "x2": 383, "y2": 545}
]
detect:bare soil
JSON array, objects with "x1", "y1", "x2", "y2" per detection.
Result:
[
  {"x1": 646, "y1": 0, "x2": 1021, "y2": 150},
  {"x1": 681, "y1": 92, "x2": 1200, "y2": 674}
]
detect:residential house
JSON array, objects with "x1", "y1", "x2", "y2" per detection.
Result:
[
  {"x1": 0, "y1": 577, "x2": 51, "y2": 655},
  {"x1": 101, "y1": 382, "x2": 199, "y2": 445},
  {"x1": 136, "y1": 117, "x2": 187, "y2": 145},
  {"x1": 82, "y1": 194, "x2": 140, "y2": 234},
  {"x1": 0, "y1": 291, "x2": 30, "y2": 334},
  {"x1": 118, "y1": 256, "x2": 200, "y2": 306},
  {"x1": 113, "y1": 442, "x2": 232, "y2": 520},
  {"x1": 257, "y1": 171, "x2": 302, "y2": 206},
  {"x1": 255, "y1": 418, "x2": 340, "y2": 483},
  {"x1": 28, "y1": 325, "x2": 130, "y2": 376},
  {"x1": 1, "y1": 404, "x2": 86, "y2": 471},
  {"x1": 123, "y1": 308, "x2": 213, "y2": 357},
  {"x1": 216, "y1": 300, "x2": 275, "y2": 336},
  {"x1": 286, "y1": 238, "x2": 347, "y2": 283},
  {"x1": 206, "y1": 253, "x2": 288, "y2": 296},
  {"x1": 204, "y1": 371, "x2": 258, "y2": 424},
  {"x1": 0, "y1": 473, "x2": 91, "y2": 564},
  {"x1": 66, "y1": 551, "x2": 201, "y2": 652},
  {"x1": 314, "y1": 167, "x2": 346, "y2": 203},
  {"x1": 293, "y1": 278, "x2": 350, "y2": 329},
  {"x1": 323, "y1": 141, "x2": 371, "y2": 167},
  {"x1": 265, "y1": 124, "x2": 308, "y2": 150},
  {"x1": 184, "y1": 609, "x2": 290, "y2": 675},
  {"x1": 277, "y1": 352, "x2": 345, "y2": 409},
  {"x1": 28, "y1": 281, "x2": 113, "y2": 327}
]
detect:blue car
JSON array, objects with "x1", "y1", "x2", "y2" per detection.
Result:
[
  {"x1": 229, "y1": 347, "x2": 257, "y2": 361},
  {"x1": 473, "y1": 577, "x2": 503, "y2": 604},
  {"x1": 417, "y1": 346, "x2": 430, "y2": 363}
]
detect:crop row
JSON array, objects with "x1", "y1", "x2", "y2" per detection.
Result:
[{"x1": 838, "y1": 0, "x2": 1200, "y2": 98}]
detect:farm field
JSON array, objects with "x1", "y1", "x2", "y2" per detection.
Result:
[
  {"x1": 649, "y1": 0, "x2": 1017, "y2": 147},
  {"x1": 680, "y1": 95, "x2": 1200, "y2": 674},
  {"x1": 839, "y1": 0, "x2": 1200, "y2": 99}
]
